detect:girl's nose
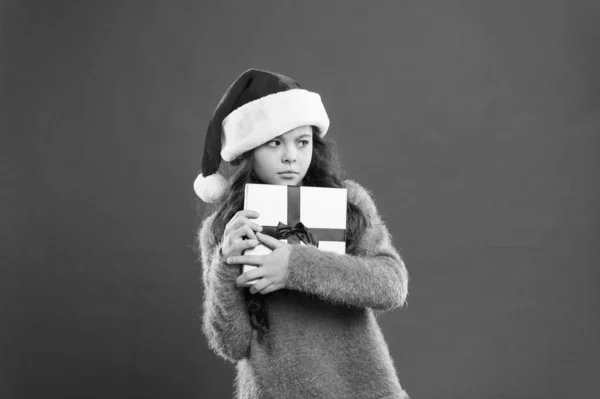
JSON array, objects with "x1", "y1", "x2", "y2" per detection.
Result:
[{"x1": 281, "y1": 143, "x2": 297, "y2": 163}]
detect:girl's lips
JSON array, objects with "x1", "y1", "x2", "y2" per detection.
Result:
[{"x1": 277, "y1": 172, "x2": 298, "y2": 179}]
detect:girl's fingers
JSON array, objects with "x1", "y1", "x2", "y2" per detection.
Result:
[
  {"x1": 227, "y1": 211, "x2": 260, "y2": 230},
  {"x1": 256, "y1": 232, "x2": 283, "y2": 249},
  {"x1": 229, "y1": 224, "x2": 257, "y2": 241},
  {"x1": 233, "y1": 216, "x2": 263, "y2": 232},
  {"x1": 236, "y1": 267, "x2": 264, "y2": 287},
  {"x1": 257, "y1": 283, "x2": 279, "y2": 295},
  {"x1": 228, "y1": 254, "x2": 264, "y2": 266},
  {"x1": 225, "y1": 214, "x2": 263, "y2": 246},
  {"x1": 249, "y1": 278, "x2": 271, "y2": 295},
  {"x1": 237, "y1": 209, "x2": 260, "y2": 219},
  {"x1": 242, "y1": 224, "x2": 257, "y2": 241},
  {"x1": 232, "y1": 239, "x2": 258, "y2": 253}
]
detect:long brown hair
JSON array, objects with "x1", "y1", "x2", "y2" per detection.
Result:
[{"x1": 200, "y1": 127, "x2": 368, "y2": 345}]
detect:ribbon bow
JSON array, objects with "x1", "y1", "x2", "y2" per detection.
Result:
[{"x1": 273, "y1": 221, "x2": 319, "y2": 247}]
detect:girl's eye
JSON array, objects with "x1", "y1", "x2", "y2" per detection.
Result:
[
  {"x1": 298, "y1": 140, "x2": 310, "y2": 147},
  {"x1": 267, "y1": 140, "x2": 280, "y2": 148}
]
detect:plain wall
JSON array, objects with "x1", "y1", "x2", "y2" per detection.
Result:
[{"x1": 3, "y1": 1, "x2": 600, "y2": 398}]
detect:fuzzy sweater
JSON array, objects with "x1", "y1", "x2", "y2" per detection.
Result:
[{"x1": 199, "y1": 180, "x2": 410, "y2": 399}]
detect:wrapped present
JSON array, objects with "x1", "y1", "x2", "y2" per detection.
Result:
[{"x1": 241, "y1": 183, "x2": 347, "y2": 285}]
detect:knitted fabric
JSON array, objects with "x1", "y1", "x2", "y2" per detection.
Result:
[{"x1": 199, "y1": 180, "x2": 410, "y2": 399}]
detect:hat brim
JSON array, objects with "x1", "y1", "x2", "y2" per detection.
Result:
[{"x1": 220, "y1": 89, "x2": 329, "y2": 162}]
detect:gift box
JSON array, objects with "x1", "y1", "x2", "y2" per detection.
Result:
[{"x1": 241, "y1": 183, "x2": 347, "y2": 285}]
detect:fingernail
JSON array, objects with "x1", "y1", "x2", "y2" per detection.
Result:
[{"x1": 226, "y1": 258, "x2": 232, "y2": 263}]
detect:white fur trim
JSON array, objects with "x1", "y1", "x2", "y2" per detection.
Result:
[
  {"x1": 193, "y1": 173, "x2": 228, "y2": 203},
  {"x1": 220, "y1": 89, "x2": 329, "y2": 161}
]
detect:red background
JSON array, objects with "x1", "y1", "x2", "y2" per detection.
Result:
[{"x1": 3, "y1": 1, "x2": 599, "y2": 398}]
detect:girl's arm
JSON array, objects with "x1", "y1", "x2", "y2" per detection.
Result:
[
  {"x1": 284, "y1": 180, "x2": 409, "y2": 311},
  {"x1": 199, "y1": 214, "x2": 252, "y2": 362}
]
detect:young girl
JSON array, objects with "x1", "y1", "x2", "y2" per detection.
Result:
[{"x1": 195, "y1": 69, "x2": 410, "y2": 399}]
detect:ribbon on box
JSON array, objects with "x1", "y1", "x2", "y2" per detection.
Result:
[
  {"x1": 278, "y1": 222, "x2": 318, "y2": 246},
  {"x1": 261, "y1": 186, "x2": 346, "y2": 248}
]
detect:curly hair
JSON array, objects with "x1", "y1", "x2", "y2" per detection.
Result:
[{"x1": 199, "y1": 127, "x2": 368, "y2": 345}]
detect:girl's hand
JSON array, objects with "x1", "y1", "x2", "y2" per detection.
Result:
[
  {"x1": 228, "y1": 232, "x2": 292, "y2": 295},
  {"x1": 221, "y1": 210, "x2": 263, "y2": 259}
]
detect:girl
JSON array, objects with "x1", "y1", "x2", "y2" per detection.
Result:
[{"x1": 195, "y1": 69, "x2": 410, "y2": 399}]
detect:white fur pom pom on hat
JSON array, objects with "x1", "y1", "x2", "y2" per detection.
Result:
[{"x1": 193, "y1": 173, "x2": 228, "y2": 203}]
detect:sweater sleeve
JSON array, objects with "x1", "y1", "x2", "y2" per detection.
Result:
[
  {"x1": 199, "y1": 213, "x2": 252, "y2": 362},
  {"x1": 285, "y1": 180, "x2": 409, "y2": 311}
]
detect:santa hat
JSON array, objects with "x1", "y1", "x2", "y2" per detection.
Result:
[{"x1": 193, "y1": 68, "x2": 330, "y2": 202}]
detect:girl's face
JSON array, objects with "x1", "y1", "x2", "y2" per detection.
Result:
[{"x1": 252, "y1": 125, "x2": 313, "y2": 186}]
